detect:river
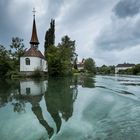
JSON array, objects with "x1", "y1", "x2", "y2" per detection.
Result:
[{"x1": 0, "y1": 75, "x2": 140, "y2": 140}]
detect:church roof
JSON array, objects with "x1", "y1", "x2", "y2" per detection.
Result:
[
  {"x1": 23, "y1": 9, "x2": 45, "y2": 59},
  {"x1": 23, "y1": 46, "x2": 45, "y2": 59},
  {"x1": 30, "y1": 17, "x2": 39, "y2": 45}
]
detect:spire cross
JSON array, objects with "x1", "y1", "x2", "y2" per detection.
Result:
[{"x1": 32, "y1": 8, "x2": 36, "y2": 18}]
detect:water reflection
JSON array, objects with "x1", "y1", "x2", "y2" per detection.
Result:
[
  {"x1": 71, "y1": 75, "x2": 95, "y2": 88},
  {"x1": 0, "y1": 76, "x2": 95, "y2": 139},
  {"x1": 45, "y1": 78, "x2": 77, "y2": 133}
]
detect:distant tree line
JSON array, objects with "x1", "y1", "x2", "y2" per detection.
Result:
[
  {"x1": 96, "y1": 65, "x2": 115, "y2": 75},
  {"x1": 96, "y1": 64, "x2": 140, "y2": 75}
]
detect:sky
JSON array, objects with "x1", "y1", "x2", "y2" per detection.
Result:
[{"x1": 0, "y1": 0, "x2": 140, "y2": 66}]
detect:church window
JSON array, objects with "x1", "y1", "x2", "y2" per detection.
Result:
[
  {"x1": 26, "y1": 88, "x2": 31, "y2": 94},
  {"x1": 25, "y1": 58, "x2": 30, "y2": 65},
  {"x1": 40, "y1": 59, "x2": 42, "y2": 66}
]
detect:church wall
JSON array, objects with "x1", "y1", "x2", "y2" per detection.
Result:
[{"x1": 20, "y1": 57, "x2": 47, "y2": 72}]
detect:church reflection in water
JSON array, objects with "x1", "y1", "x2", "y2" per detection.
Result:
[
  {"x1": 19, "y1": 77, "x2": 78, "y2": 138},
  {"x1": 0, "y1": 76, "x2": 95, "y2": 139}
]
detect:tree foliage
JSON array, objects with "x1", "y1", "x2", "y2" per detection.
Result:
[
  {"x1": 0, "y1": 37, "x2": 25, "y2": 78},
  {"x1": 44, "y1": 20, "x2": 77, "y2": 76},
  {"x1": 0, "y1": 45, "x2": 12, "y2": 77},
  {"x1": 47, "y1": 45, "x2": 62, "y2": 76},
  {"x1": 10, "y1": 37, "x2": 25, "y2": 64},
  {"x1": 97, "y1": 65, "x2": 115, "y2": 75},
  {"x1": 84, "y1": 58, "x2": 96, "y2": 74},
  {"x1": 44, "y1": 19, "x2": 55, "y2": 58},
  {"x1": 46, "y1": 36, "x2": 76, "y2": 76},
  {"x1": 58, "y1": 35, "x2": 75, "y2": 75}
]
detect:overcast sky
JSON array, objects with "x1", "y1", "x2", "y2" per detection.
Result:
[{"x1": 0, "y1": 0, "x2": 140, "y2": 66}]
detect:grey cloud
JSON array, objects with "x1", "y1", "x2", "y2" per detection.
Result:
[
  {"x1": 113, "y1": 0, "x2": 140, "y2": 18},
  {"x1": 0, "y1": 1, "x2": 17, "y2": 46},
  {"x1": 47, "y1": 0, "x2": 65, "y2": 19},
  {"x1": 95, "y1": 17, "x2": 140, "y2": 51},
  {"x1": 58, "y1": 0, "x2": 113, "y2": 29},
  {"x1": 0, "y1": 0, "x2": 139, "y2": 65},
  {"x1": 0, "y1": 1, "x2": 33, "y2": 47}
]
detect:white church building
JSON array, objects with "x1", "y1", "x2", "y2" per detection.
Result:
[{"x1": 20, "y1": 11, "x2": 47, "y2": 75}]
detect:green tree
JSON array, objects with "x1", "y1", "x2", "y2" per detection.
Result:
[
  {"x1": 46, "y1": 36, "x2": 76, "y2": 76},
  {"x1": 44, "y1": 19, "x2": 55, "y2": 58},
  {"x1": 10, "y1": 37, "x2": 25, "y2": 65},
  {"x1": 47, "y1": 45, "x2": 63, "y2": 76},
  {"x1": 58, "y1": 35, "x2": 76, "y2": 75},
  {"x1": 97, "y1": 65, "x2": 115, "y2": 75},
  {"x1": 9, "y1": 37, "x2": 26, "y2": 71},
  {"x1": 0, "y1": 45, "x2": 11, "y2": 77},
  {"x1": 84, "y1": 58, "x2": 96, "y2": 74},
  {"x1": 133, "y1": 64, "x2": 140, "y2": 75}
]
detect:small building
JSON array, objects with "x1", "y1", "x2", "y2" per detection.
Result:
[
  {"x1": 20, "y1": 11, "x2": 47, "y2": 75},
  {"x1": 115, "y1": 63, "x2": 135, "y2": 74},
  {"x1": 77, "y1": 59, "x2": 85, "y2": 71}
]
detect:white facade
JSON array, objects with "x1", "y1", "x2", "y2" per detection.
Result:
[
  {"x1": 20, "y1": 56, "x2": 47, "y2": 72},
  {"x1": 115, "y1": 67, "x2": 133, "y2": 74},
  {"x1": 78, "y1": 65, "x2": 84, "y2": 70},
  {"x1": 20, "y1": 80, "x2": 48, "y2": 96}
]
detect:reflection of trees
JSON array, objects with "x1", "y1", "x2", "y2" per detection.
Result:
[
  {"x1": 0, "y1": 80, "x2": 20, "y2": 107},
  {"x1": 12, "y1": 102, "x2": 25, "y2": 113},
  {"x1": 17, "y1": 93, "x2": 54, "y2": 138},
  {"x1": 0, "y1": 77, "x2": 79, "y2": 138},
  {"x1": 45, "y1": 77, "x2": 78, "y2": 133},
  {"x1": 78, "y1": 75, "x2": 95, "y2": 88},
  {"x1": 32, "y1": 105, "x2": 54, "y2": 138}
]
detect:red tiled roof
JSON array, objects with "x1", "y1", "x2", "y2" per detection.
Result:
[
  {"x1": 116, "y1": 63, "x2": 135, "y2": 67},
  {"x1": 23, "y1": 46, "x2": 45, "y2": 59}
]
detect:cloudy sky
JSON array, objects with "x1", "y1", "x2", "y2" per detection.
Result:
[{"x1": 0, "y1": 0, "x2": 140, "y2": 66}]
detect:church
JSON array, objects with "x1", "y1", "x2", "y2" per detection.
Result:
[{"x1": 20, "y1": 10, "x2": 47, "y2": 75}]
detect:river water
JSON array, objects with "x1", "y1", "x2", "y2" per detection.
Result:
[{"x1": 0, "y1": 75, "x2": 140, "y2": 140}]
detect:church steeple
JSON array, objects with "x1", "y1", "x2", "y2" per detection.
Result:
[{"x1": 30, "y1": 8, "x2": 39, "y2": 46}]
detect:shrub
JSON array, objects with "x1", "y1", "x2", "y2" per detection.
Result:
[{"x1": 32, "y1": 69, "x2": 42, "y2": 77}]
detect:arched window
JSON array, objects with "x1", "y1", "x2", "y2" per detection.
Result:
[
  {"x1": 25, "y1": 58, "x2": 30, "y2": 65},
  {"x1": 40, "y1": 59, "x2": 42, "y2": 66}
]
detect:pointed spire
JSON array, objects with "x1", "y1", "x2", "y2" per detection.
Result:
[{"x1": 30, "y1": 8, "x2": 39, "y2": 46}]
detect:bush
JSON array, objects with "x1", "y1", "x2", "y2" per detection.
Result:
[{"x1": 32, "y1": 69, "x2": 43, "y2": 77}]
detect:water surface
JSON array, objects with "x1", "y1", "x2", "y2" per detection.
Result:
[{"x1": 0, "y1": 75, "x2": 140, "y2": 140}]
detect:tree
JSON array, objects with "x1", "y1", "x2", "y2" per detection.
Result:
[
  {"x1": 10, "y1": 37, "x2": 25, "y2": 65},
  {"x1": 58, "y1": 35, "x2": 76, "y2": 75},
  {"x1": 84, "y1": 58, "x2": 96, "y2": 74},
  {"x1": 133, "y1": 64, "x2": 140, "y2": 75},
  {"x1": 46, "y1": 35, "x2": 76, "y2": 76},
  {"x1": 0, "y1": 37, "x2": 26, "y2": 78},
  {"x1": 44, "y1": 19, "x2": 55, "y2": 58},
  {"x1": 0, "y1": 45, "x2": 11, "y2": 77},
  {"x1": 47, "y1": 45, "x2": 63, "y2": 76},
  {"x1": 96, "y1": 65, "x2": 115, "y2": 75}
]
